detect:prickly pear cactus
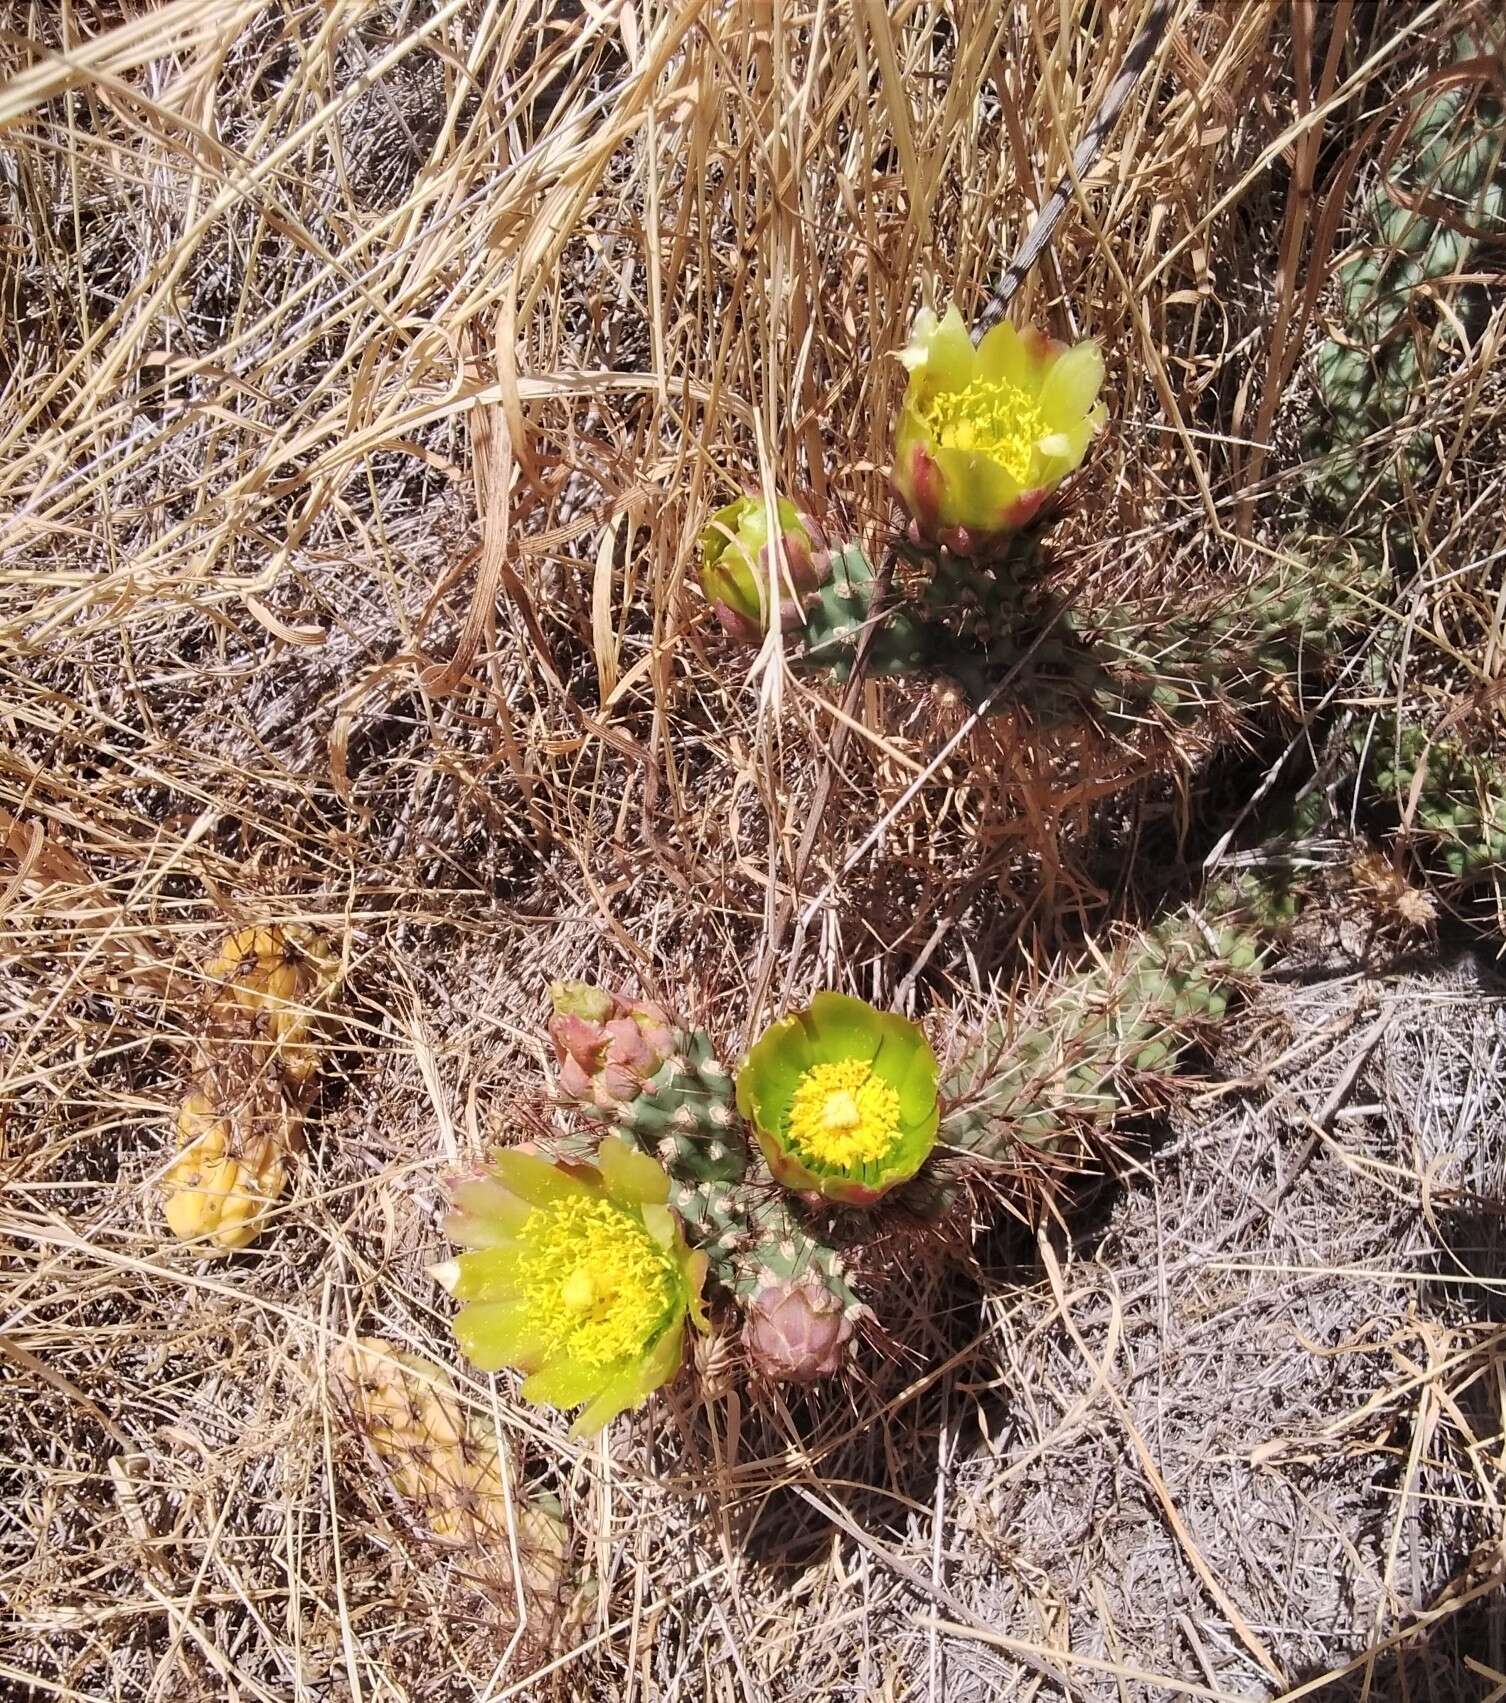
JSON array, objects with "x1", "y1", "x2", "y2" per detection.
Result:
[
  {"x1": 161, "y1": 924, "x2": 341, "y2": 1252},
  {"x1": 1307, "y1": 42, "x2": 1505, "y2": 517},
  {"x1": 1362, "y1": 717, "x2": 1506, "y2": 879},
  {"x1": 333, "y1": 1337, "x2": 567, "y2": 1622},
  {"x1": 941, "y1": 880, "x2": 1295, "y2": 1172}
]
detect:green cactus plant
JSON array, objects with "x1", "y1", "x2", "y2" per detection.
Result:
[
  {"x1": 791, "y1": 529, "x2": 1372, "y2": 734},
  {"x1": 940, "y1": 879, "x2": 1296, "y2": 1171},
  {"x1": 1361, "y1": 717, "x2": 1506, "y2": 880},
  {"x1": 1306, "y1": 40, "x2": 1505, "y2": 517},
  {"x1": 544, "y1": 982, "x2": 863, "y2": 1365}
]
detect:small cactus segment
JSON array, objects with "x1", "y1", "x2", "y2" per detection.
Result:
[
  {"x1": 439, "y1": 1140, "x2": 708, "y2": 1437},
  {"x1": 161, "y1": 923, "x2": 341, "y2": 1252},
  {"x1": 332, "y1": 1337, "x2": 566, "y2": 1615},
  {"x1": 1306, "y1": 45, "x2": 1505, "y2": 515},
  {"x1": 941, "y1": 885, "x2": 1290, "y2": 1168},
  {"x1": 736, "y1": 992, "x2": 940, "y2": 1206},
  {"x1": 162, "y1": 1086, "x2": 302, "y2": 1251},
  {"x1": 1363, "y1": 719, "x2": 1506, "y2": 880}
]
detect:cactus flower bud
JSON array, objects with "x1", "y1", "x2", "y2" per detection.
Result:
[
  {"x1": 548, "y1": 981, "x2": 677, "y2": 1110},
  {"x1": 698, "y1": 494, "x2": 825, "y2": 643},
  {"x1": 744, "y1": 1276, "x2": 854, "y2": 1384},
  {"x1": 893, "y1": 304, "x2": 1106, "y2": 557}
]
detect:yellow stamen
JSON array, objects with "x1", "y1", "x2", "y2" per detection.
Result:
[
  {"x1": 785, "y1": 1058, "x2": 903, "y2": 1169},
  {"x1": 917, "y1": 378, "x2": 1044, "y2": 483},
  {"x1": 516, "y1": 1197, "x2": 677, "y2": 1367}
]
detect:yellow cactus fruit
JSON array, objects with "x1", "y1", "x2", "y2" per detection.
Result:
[
  {"x1": 161, "y1": 1084, "x2": 300, "y2": 1252},
  {"x1": 333, "y1": 1338, "x2": 567, "y2": 1614},
  {"x1": 203, "y1": 923, "x2": 342, "y2": 1089}
]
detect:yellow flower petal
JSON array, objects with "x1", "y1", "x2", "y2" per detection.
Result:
[
  {"x1": 901, "y1": 303, "x2": 974, "y2": 393},
  {"x1": 597, "y1": 1136, "x2": 671, "y2": 1207},
  {"x1": 932, "y1": 444, "x2": 1020, "y2": 528},
  {"x1": 976, "y1": 320, "x2": 1032, "y2": 388},
  {"x1": 1038, "y1": 341, "x2": 1105, "y2": 431}
]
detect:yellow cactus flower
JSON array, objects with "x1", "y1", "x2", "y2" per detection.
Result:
[
  {"x1": 736, "y1": 992, "x2": 939, "y2": 1206},
  {"x1": 441, "y1": 1140, "x2": 708, "y2": 1439},
  {"x1": 893, "y1": 304, "x2": 1107, "y2": 556}
]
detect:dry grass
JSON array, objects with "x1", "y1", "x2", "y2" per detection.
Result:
[{"x1": 4, "y1": 0, "x2": 1506, "y2": 1697}]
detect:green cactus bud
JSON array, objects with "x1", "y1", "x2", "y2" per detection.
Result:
[{"x1": 699, "y1": 494, "x2": 825, "y2": 643}]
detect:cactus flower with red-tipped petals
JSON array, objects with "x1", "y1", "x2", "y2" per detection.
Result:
[{"x1": 893, "y1": 304, "x2": 1106, "y2": 556}]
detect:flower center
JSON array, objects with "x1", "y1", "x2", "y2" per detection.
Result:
[
  {"x1": 515, "y1": 1196, "x2": 678, "y2": 1368},
  {"x1": 917, "y1": 378, "x2": 1044, "y2": 482},
  {"x1": 785, "y1": 1059, "x2": 903, "y2": 1169}
]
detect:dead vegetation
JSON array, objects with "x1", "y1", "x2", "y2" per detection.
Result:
[{"x1": 4, "y1": 0, "x2": 1506, "y2": 1697}]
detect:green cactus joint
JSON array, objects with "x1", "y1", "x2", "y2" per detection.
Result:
[
  {"x1": 737, "y1": 992, "x2": 939, "y2": 1206},
  {"x1": 1305, "y1": 37, "x2": 1505, "y2": 521},
  {"x1": 940, "y1": 884, "x2": 1293, "y2": 1171}
]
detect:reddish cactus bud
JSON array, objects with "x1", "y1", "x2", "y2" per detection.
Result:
[
  {"x1": 547, "y1": 981, "x2": 676, "y2": 1111},
  {"x1": 743, "y1": 1276, "x2": 854, "y2": 1384}
]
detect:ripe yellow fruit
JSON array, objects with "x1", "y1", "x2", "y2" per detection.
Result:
[
  {"x1": 203, "y1": 924, "x2": 342, "y2": 1088},
  {"x1": 333, "y1": 1337, "x2": 567, "y2": 1614}
]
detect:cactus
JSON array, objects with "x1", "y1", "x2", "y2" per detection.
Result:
[
  {"x1": 543, "y1": 982, "x2": 863, "y2": 1377},
  {"x1": 1361, "y1": 717, "x2": 1506, "y2": 880},
  {"x1": 161, "y1": 924, "x2": 341, "y2": 1252},
  {"x1": 793, "y1": 529, "x2": 1371, "y2": 731},
  {"x1": 161, "y1": 1082, "x2": 303, "y2": 1252},
  {"x1": 941, "y1": 880, "x2": 1296, "y2": 1172},
  {"x1": 332, "y1": 1337, "x2": 566, "y2": 1617},
  {"x1": 1306, "y1": 41, "x2": 1505, "y2": 517}
]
